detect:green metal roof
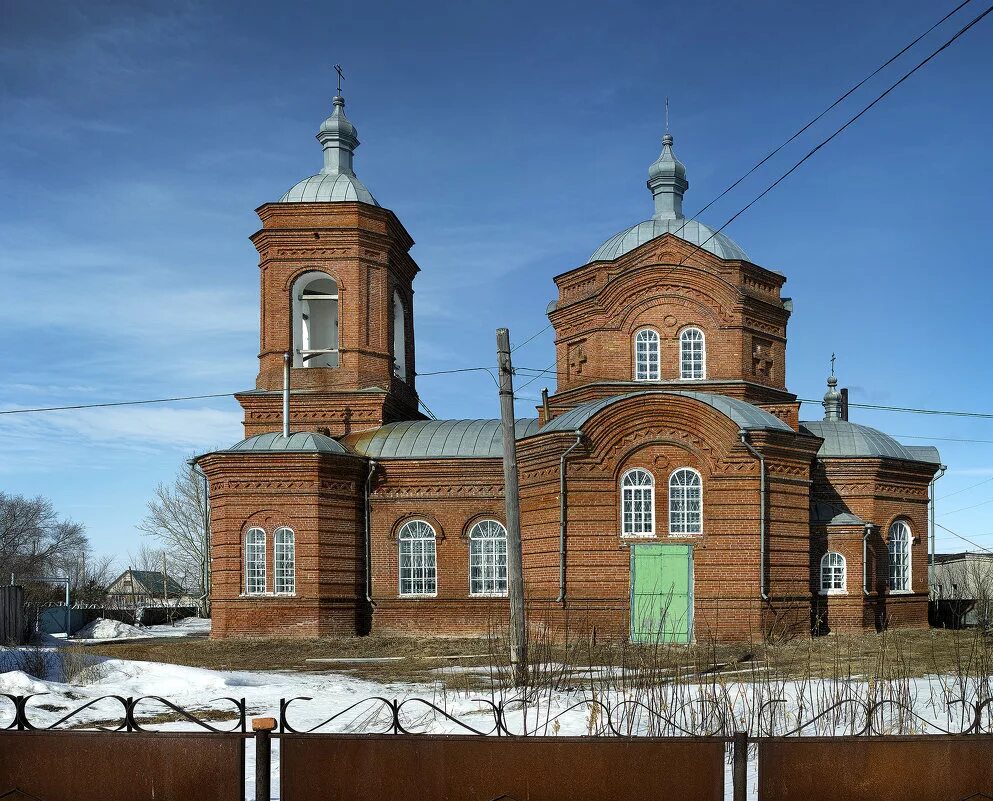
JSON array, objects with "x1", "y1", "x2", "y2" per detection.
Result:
[
  {"x1": 348, "y1": 419, "x2": 541, "y2": 459},
  {"x1": 540, "y1": 391, "x2": 793, "y2": 434},
  {"x1": 222, "y1": 431, "x2": 351, "y2": 455},
  {"x1": 800, "y1": 420, "x2": 940, "y2": 464}
]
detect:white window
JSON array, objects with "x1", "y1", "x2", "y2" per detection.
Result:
[
  {"x1": 469, "y1": 519, "x2": 508, "y2": 596},
  {"x1": 392, "y1": 290, "x2": 407, "y2": 381},
  {"x1": 634, "y1": 328, "x2": 660, "y2": 381},
  {"x1": 245, "y1": 527, "x2": 266, "y2": 595},
  {"x1": 820, "y1": 552, "x2": 846, "y2": 594},
  {"x1": 274, "y1": 527, "x2": 296, "y2": 595},
  {"x1": 888, "y1": 520, "x2": 912, "y2": 592},
  {"x1": 292, "y1": 271, "x2": 339, "y2": 368},
  {"x1": 398, "y1": 520, "x2": 437, "y2": 596},
  {"x1": 669, "y1": 468, "x2": 703, "y2": 535},
  {"x1": 621, "y1": 468, "x2": 655, "y2": 536},
  {"x1": 679, "y1": 327, "x2": 706, "y2": 380}
]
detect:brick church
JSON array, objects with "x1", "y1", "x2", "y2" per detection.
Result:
[{"x1": 196, "y1": 90, "x2": 944, "y2": 642}]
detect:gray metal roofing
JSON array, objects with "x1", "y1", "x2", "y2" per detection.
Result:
[
  {"x1": 800, "y1": 420, "x2": 939, "y2": 464},
  {"x1": 810, "y1": 501, "x2": 865, "y2": 526},
  {"x1": 348, "y1": 418, "x2": 541, "y2": 459},
  {"x1": 279, "y1": 172, "x2": 379, "y2": 205},
  {"x1": 540, "y1": 391, "x2": 792, "y2": 433},
  {"x1": 222, "y1": 431, "x2": 350, "y2": 455},
  {"x1": 590, "y1": 218, "x2": 748, "y2": 263}
]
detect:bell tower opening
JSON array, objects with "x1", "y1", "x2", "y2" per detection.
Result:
[{"x1": 292, "y1": 271, "x2": 339, "y2": 368}]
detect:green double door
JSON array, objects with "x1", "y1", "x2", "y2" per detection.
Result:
[{"x1": 630, "y1": 544, "x2": 693, "y2": 644}]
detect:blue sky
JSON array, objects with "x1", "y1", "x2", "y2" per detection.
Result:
[{"x1": 2, "y1": 0, "x2": 992, "y2": 561}]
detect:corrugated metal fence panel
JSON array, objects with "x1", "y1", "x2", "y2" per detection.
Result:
[
  {"x1": 0, "y1": 585, "x2": 25, "y2": 645},
  {"x1": 759, "y1": 735, "x2": 993, "y2": 801},
  {"x1": 279, "y1": 734, "x2": 726, "y2": 801},
  {"x1": 0, "y1": 731, "x2": 246, "y2": 801}
]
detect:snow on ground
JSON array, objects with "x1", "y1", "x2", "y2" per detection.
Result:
[
  {"x1": 0, "y1": 642, "x2": 982, "y2": 801},
  {"x1": 74, "y1": 618, "x2": 151, "y2": 640}
]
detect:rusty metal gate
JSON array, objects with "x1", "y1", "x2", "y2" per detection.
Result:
[
  {"x1": 759, "y1": 735, "x2": 993, "y2": 801},
  {"x1": 0, "y1": 730, "x2": 247, "y2": 801},
  {"x1": 279, "y1": 733, "x2": 728, "y2": 801}
]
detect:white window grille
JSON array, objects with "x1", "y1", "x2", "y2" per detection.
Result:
[
  {"x1": 469, "y1": 519, "x2": 508, "y2": 596},
  {"x1": 292, "y1": 271, "x2": 339, "y2": 368},
  {"x1": 679, "y1": 327, "x2": 706, "y2": 380},
  {"x1": 634, "y1": 329, "x2": 661, "y2": 381},
  {"x1": 621, "y1": 468, "x2": 655, "y2": 536},
  {"x1": 245, "y1": 527, "x2": 266, "y2": 595},
  {"x1": 820, "y1": 551, "x2": 846, "y2": 593},
  {"x1": 888, "y1": 520, "x2": 912, "y2": 592},
  {"x1": 669, "y1": 468, "x2": 703, "y2": 535},
  {"x1": 398, "y1": 520, "x2": 437, "y2": 596},
  {"x1": 274, "y1": 527, "x2": 296, "y2": 595}
]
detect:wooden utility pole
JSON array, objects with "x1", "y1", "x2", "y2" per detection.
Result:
[{"x1": 496, "y1": 328, "x2": 528, "y2": 687}]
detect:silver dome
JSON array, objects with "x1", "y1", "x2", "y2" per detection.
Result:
[
  {"x1": 591, "y1": 217, "x2": 748, "y2": 262},
  {"x1": 279, "y1": 172, "x2": 379, "y2": 205}
]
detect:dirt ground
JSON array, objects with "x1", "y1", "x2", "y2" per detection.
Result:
[{"x1": 75, "y1": 626, "x2": 993, "y2": 688}]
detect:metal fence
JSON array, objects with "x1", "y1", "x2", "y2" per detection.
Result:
[
  {"x1": 0, "y1": 586, "x2": 26, "y2": 645},
  {"x1": 3, "y1": 693, "x2": 993, "y2": 800}
]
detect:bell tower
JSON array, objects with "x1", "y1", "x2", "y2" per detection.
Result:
[{"x1": 236, "y1": 90, "x2": 423, "y2": 438}]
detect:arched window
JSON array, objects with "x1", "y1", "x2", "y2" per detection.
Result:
[
  {"x1": 274, "y1": 527, "x2": 296, "y2": 595},
  {"x1": 621, "y1": 469, "x2": 655, "y2": 536},
  {"x1": 820, "y1": 552, "x2": 846, "y2": 594},
  {"x1": 669, "y1": 468, "x2": 702, "y2": 535},
  {"x1": 245, "y1": 528, "x2": 266, "y2": 595},
  {"x1": 634, "y1": 328, "x2": 660, "y2": 381},
  {"x1": 469, "y1": 520, "x2": 508, "y2": 596},
  {"x1": 398, "y1": 520, "x2": 437, "y2": 596},
  {"x1": 679, "y1": 327, "x2": 706, "y2": 380},
  {"x1": 888, "y1": 520, "x2": 912, "y2": 592},
  {"x1": 392, "y1": 290, "x2": 407, "y2": 381},
  {"x1": 292, "y1": 271, "x2": 339, "y2": 368}
]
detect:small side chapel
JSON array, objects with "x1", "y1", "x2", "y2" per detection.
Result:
[{"x1": 196, "y1": 90, "x2": 944, "y2": 642}]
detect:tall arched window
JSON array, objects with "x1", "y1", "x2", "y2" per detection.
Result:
[
  {"x1": 392, "y1": 290, "x2": 407, "y2": 381},
  {"x1": 468, "y1": 519, "x2": 508, "y2": 596},
  {"x1": 669, "y1": 468, "x2": 702, "y2": 535},
  {"x1": 621, "y1": 469, "x2": 655, "y2": 536},
  {"x1": 820, "y1": 552, "x2": 846, "y2": 594},
  {"x1": 398, "y1": 520, "x2": 437, "y2": 596},
  {"x1": 679, "y1": 327, "x2": 706, "y2": 380},
  {"x1": 274, "y1": 527, "x2": 296, "y2": 595},
  {"x1": 634, "y1": 329, "x2": 660, "y2": 381},
  {"x1": 245, "y1": 527, "x2": 266, "y2": 595},
  {"x1": 292, "y1": 271, "x2": 339, "y2": 368},
  {"x1": 888, "y1": 520, "x2": 912, "y2": 592}
]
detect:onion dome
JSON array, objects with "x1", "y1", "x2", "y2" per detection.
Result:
[
  {"x1": 279, "y1": 95, "x2": 379, "y2": 205},
  {"x1": 590, "y1": 130, "x2": 747, "y2": 262}
]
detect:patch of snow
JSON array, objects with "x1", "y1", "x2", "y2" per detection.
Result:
[
  {"x1": 144, "y1": 617, "x2": 212, "y2": 638},
  {"x1": 74, "y1": 618, "x2": 151, "y2": 640}
]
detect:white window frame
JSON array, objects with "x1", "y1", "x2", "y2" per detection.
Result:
[
  {"x1": 888, "y1": 520, "x2": 912, "y2": 593},
  {"x1": 398, "y1": 519, "x2": 438, "y2": 597},
  {"x1": 468, "y1": 519, "x2": 508, "y2": 597},
  {"x1": 245, "y1": 527, "x2": 266, "y2": 595},
  {"x1": 634, "y1": 328, "x2": 661, "y2": 381},
  {"x1": 668, "y1": 467, "x2": 703, "y2": 536},
  {"x1": 273, "y1": 527, "x2": 296, "y2": 595},
  {"x1": 679, "y1": 327, "x2": 706, "y2": 380},
  {"x1": 820, "y1": 551, "x2": 847, "y2": 595},
  {"x1": 621, "y1": 468, "x2": 655, "y2": 537}
]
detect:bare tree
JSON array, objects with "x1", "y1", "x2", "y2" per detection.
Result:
[
  {"x1": 137, "y1": 463, "x2": 209, "y2": 612},
  {"x1": 0, "y1": 493, "x2": 89, "y2": 584}
]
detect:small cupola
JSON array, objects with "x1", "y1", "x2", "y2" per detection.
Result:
[{"x1": 647, "y1": 133, "x2": 689, "y2": 220}]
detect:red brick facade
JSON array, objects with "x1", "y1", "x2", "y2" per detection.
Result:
[{"x1": 199, "y1": 113, "x2": 942, "y2": 643}]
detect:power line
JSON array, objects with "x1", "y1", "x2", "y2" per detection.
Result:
[
  {"x1": 0, "y1": 393, "x2": 233, "y2": 415},
  {"x1": 892, "y1": 434, "x2": 993, "y2": 445},
  {"x1": 936, "y1": 522, "x2": 993, "y2": 553},
  {"x1": 799, "y1": 398, "x2": 993, "y2": 420},
  {"x1": 939, "y1": 476, "x2": 993, "y2": 501},
  {"x1": 510, "y1": 323, "x2": 553, "y2": 354},
  {"x1": 942, "y1": 496, "x2": 993, "y2": 517}
]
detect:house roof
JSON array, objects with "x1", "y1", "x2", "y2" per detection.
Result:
[
  {"x1": 539, "y1": 390, "x2": 793, "y2": 434},
  {"x1": 109, "y1": 569, "x2": 186, "y2": 597},
  {"x1": 347, "y1": 418, "x2": 541, "y2": 459}
]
